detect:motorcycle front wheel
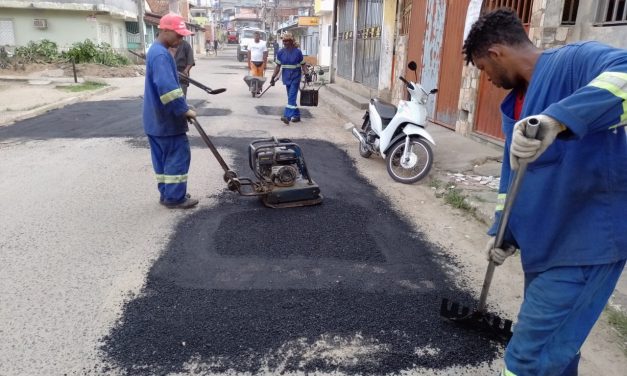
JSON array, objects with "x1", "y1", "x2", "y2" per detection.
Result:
[
  {"x1": 358, "y1": 121, "x2": 373, "y2": 158},
  {"x1": 385, "y1": 137, "x2": 433, "y2": 184}
]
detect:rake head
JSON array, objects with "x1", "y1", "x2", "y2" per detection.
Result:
[{"x1": 440, "y1": 298, "x2": 513, "y2": 343}]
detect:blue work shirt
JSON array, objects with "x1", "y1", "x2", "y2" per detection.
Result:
[
  {"x1": 143, "y1": 42, "x2": 189, "y2": 136},
  {"x1": 490, "y1": 41, "x2": 627, "y2": 273},
  {"x1": 276, "y1": 47, "x2": 304, "y2": 85}
]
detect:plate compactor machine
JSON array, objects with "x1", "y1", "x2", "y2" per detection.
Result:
[{"x1": 190, "y1": 118, "x2": 323, "y2": 208}]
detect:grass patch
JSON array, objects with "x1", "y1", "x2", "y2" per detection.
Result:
[
  {"x1": 606, "y1": 305, "x2": 627, "y2": 355},
  {"x1": 57, "y1": 81, "x2": 107, "y2": 92},
  {"x1": 443, "y1": 187, "x2": 474, "y2": 212},
  {"x1": 430, "y1": 178, "x2": 476, "y2": 215}
]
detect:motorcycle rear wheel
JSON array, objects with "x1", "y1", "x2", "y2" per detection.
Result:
[{"x1": 385, "y1": 137, "x2": 433, "y2": 184}]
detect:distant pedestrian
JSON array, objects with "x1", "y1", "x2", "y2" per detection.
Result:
[
  {"x1": 214, "y1": 39, "x2": 219, "y2": 56},
  {"x1": 169, "y1": 38, "x2": 195, "y2": 97},
  {"x1": 272, "y1": 39, "x2": 279, "y2": 62},
  {"x1": 143, "y1": 13, "x2": 198, "y2": 209},
  {"x1": 270, "y1": 32, "x2": 308, "y2": 125}
]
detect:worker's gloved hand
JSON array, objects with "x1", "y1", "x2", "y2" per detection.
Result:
[
  {"x1": 484, "y1": 237, "x2": 517, "y2": 266},
  {"x1": 184, "y1": 109, "x2": 196, "y2": 120},
  {"x1": 305, "y1": 73, "x2": 312, "y2": 83},
  {"x1": 510, "y1": 114, "x2": 564, "y2": 170}
]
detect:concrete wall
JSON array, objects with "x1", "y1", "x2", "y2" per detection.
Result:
[
  {"x1": 568, "y1": 0, "x2": 627, "y2": 48},
  {"x1": 376, "y1": 0, "x2": 398, "y2": 100},
  {"x1": 0, "y1": 8, "x2": 129, "y2": 51},
  {"x1": 317, "y1": 13, "x2": 333, "y2": 67}
]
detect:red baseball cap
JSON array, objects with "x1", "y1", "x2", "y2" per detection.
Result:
[{"x1": 159, "y1": 13, "x2": 193, "y2": 36}]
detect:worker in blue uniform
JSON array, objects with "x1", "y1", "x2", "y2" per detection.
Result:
[
  {"x1": 463, "y1": 9, "x2": 627, "y2": 376},
  {"x1": 270, "y1": 32, "x2": 309, "y2": 125},
  {"x1": 143, "y1": 13, "x2": 198, "y2": 209}
]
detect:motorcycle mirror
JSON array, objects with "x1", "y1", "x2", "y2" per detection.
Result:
[
  {"x1": 430, "y1": 88, "x2": 438, "y2": 94},
  {"x1": 407, "y1": 61, "x2": 417, "y2": 71}
]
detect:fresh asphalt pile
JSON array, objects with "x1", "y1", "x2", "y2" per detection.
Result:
[
  {"x1": 103, "y1": 139, "x2": 501, "y2": 373},
  {"x1": 0, "y1": 100, "x2": 502, "y2": 375}
]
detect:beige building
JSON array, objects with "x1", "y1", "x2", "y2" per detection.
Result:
[{"x1": 0, "y1": 0, "x2": 138, "y2": 52}]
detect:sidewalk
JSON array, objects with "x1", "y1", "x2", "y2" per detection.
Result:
[
  {"x1": 0, "y1": 70, "x2": 115, "y2": 127},
  {"x1": 318, "y1": 82, "x2": 627, "y2": 316}
]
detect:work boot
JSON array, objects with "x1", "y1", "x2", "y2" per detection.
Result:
[
  {"x1": 160, "y1": 193, "x2": 190, "y2": 204},
  {"x1": 162, "y1": 196, "x2": 198, "y2": 209},
  {"x1": 281, "y1": 116, "x2": 290, "y2": 125},
  {"x1": 291, "y1": 117, "x2": 301, "y2": 123}
]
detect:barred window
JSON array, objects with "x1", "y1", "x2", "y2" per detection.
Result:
[
  {"x1": 596, "y1": 0, "x2": 627, "y2": 25},
  {"x1": 483, "y1": 0, "x2": 533, "y2": 25},
  {"x1": 562, "y1": 0, "x2": 579, "y2": 25},
  {"x1": 399, "y1": 0, "x2": 412, "y2": 36}
]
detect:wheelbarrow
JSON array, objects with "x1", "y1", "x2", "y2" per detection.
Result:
[{"x1": 244, "y1": 75, "x2": 267, "y2": 98}]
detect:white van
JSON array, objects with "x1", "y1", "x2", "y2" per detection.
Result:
[{"x1": 237, "y1": 28, "x2": 267, "y2": 62}]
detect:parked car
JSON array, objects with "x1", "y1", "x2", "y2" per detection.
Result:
[{"x1": 226, "y1": 31, "x2": 238, "y2": 44}]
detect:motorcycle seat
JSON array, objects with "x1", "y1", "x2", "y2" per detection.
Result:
[{"x1": 372, "y1": 98, "x2": 397, "y2": 120}]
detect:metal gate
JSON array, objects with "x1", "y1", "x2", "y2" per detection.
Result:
[
  {"x1": 337, "y1": 0, "x2": 355, "y2": 79},
  {"x1": 433, "y1": 0, "x2": 470, "y2": 128},
  {"x1": 355, "y1": 0, "x2": 383, "y2": 88}
]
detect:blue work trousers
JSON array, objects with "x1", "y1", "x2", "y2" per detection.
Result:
[
  {"x1": 147, "y1": 134, "x2": 191, "y2": 204},
  {"x1": 504, "y1": 260, "x2": 625, "y2": 376},
  {"x1": 284, "y1": 79, "x2": 300, "y2": 119}
]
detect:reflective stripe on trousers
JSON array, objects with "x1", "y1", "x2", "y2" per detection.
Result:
[{"x1": 147, "y1": 133, "x2": 191, "y2": 204}]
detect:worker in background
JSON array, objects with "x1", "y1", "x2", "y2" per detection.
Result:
[
  {"x1": 269, "y1": 32, "x2": 309, "y2": 125},
  {"x1": 143, "y1": 13, "x2": 198, "y2": 209},
  {"x1": 247, "y1": 31, "x2": 268, "y2": 95},
  {"x1": 169, "y1": 37, "x2": 194, "y2": 98},
  {"x1": 464, "y1": 9, "x2": 627, "y2": 376}
]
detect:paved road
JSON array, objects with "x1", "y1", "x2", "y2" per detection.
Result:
[{"x1": 2, "y1": 46, "x2": 623, "y2": 376}]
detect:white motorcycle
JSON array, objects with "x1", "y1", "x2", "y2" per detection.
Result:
[{"x1": 352, "y1": 61, "x2": 437, "y2": 184}]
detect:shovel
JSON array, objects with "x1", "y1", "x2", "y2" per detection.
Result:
[
  {"x1": 256, "y1": 80, "x2": 276, "y2": 98},
  {"x1": 440, "y1": 117, "x2": 540, "y2": 342}
]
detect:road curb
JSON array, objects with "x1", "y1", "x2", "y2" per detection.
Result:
[{"x1": 0, "y1": 85, "x2": 115, "y2": 127}]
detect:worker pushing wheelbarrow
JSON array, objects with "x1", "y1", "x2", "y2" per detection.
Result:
[{"x1": 243, "y1": 31, "x2": 269, "y2": 98}]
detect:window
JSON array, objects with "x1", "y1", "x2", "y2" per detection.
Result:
[
  {"x1": 483, "y1": 0, "x2": 533, "y2": 24},
  {"x1": 597, "y1": 0, "x2": 627, "y2": 25},
  {"x1": 562, "y1": 0, "x2": 579, "y2": 25},
  {"x1": 0, "y1": 19, "x2": 15, "y2": 46},
  {"x1": 399, "y1": 0, "x2": 412, "y2": 36}
]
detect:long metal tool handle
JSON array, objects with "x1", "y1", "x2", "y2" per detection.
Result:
[
  {"x1": 189, "y1": 117, "x2": 231, "y2": 174},
  {"x1": 256, "y1": 82, "x2": 274, "y2": 98},
  {"x1": 477, "y1": 118, "x2": 540, "y2": 311}
]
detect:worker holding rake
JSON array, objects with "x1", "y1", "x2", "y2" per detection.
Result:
[{"x1": 464, "y1": 9, "x2": 627, "y2": 376}]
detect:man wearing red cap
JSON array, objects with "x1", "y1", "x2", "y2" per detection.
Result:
[{"x1": 143, "y1": 13, "x2": 198, "y2": 209}]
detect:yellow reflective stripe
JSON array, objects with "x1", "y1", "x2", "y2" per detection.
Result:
[
  {"x1": 286, "y1": 104, "x2": 297, "y2": 109},
  {"x1": 495, "y1": 193, "x2": 506, "y2": 211},
  {"x1": 160, "y1": 88, "x2": 184, "y2": 105},
  {"x1": 281, "y1": 64, "x2": 299, "y2": 69},
  {"x1": 156, "y1": 174, "x2": 188, "y2": 184},
  {"x1": 588, "y1": 72, "x2": 627, "y2": 123},
  {"x1": 501, "y1": 368, "x2": 517, "y2": 376},
  {"x1": 276, "y1": 59, "x2": 282, "y2": 65},
  {"x1": 299, "y1": 60, "x2": 305, "y2": 65}
]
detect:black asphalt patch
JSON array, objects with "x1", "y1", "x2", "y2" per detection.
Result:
[
  {"x1": 0, "y1": 99, "x2": 210, "y2": 140},
  {"x1": 101, "y1": 137, "x2": 501, "y2": 375},
  {"x1": 1, "y1": 102, "x2": 501, "y2": 374},
  {"x1": 195, "y1": 108, "x2": 232, "y2": 117},
  {"x1": 255, "y1": 105, "x2": 313, "y2": 118}
]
